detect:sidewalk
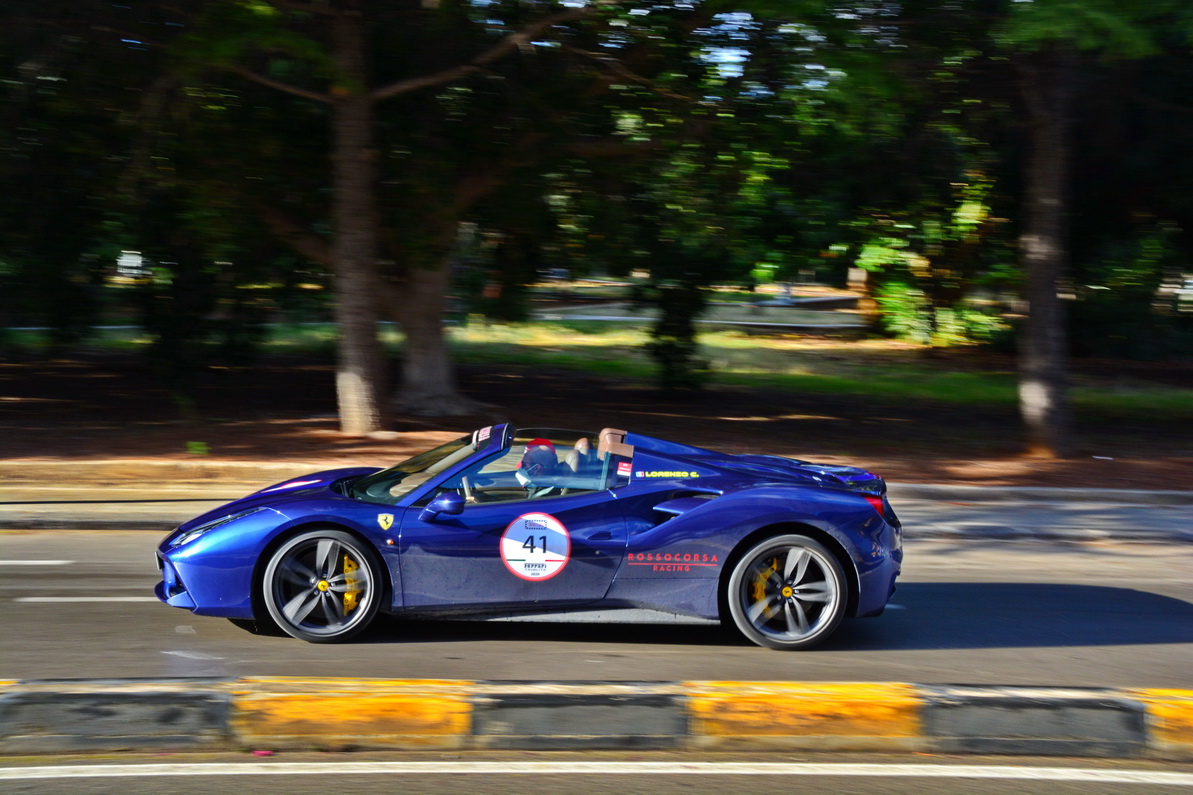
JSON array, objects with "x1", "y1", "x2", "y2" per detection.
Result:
[{"x1": 1, "y1": 459, "x2": 1190, "y2": 541}]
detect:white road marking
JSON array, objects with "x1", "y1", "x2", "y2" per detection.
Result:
[
  {"x1": 161, "y1": 650, "x2": 224, "y2": 660},
  {"x1": 13, "y1": 596, "x2": 158, "y2": 603},
  {"x1": 0, "y1": 762, "x2": 1190, "y2": 784},
  {"x1": 0, "y1": 560, "x2": 74, "y2": 566}
]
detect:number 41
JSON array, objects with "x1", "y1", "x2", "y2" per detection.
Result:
[{"x1": 523, "y1": 535, "x2": 547, "y2": 554}]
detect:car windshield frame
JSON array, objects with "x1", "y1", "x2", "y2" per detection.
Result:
[
  {"x1": 349, "y1": 433, "x2": 478, "y2": 505},
  {"x1": 346, "y1": 425, "x2": 629, "y2": 506}
]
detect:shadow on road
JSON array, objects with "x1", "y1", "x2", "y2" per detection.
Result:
[
  {"x1": 359, "y1": 617, "x2": 737, "y2": 648},
  {"x1": 322, "y1": 582, "x2": 1193, "y2": 651},
  {"x1": 825, "y1": 582, "x2": 1193, "y2": 651}
]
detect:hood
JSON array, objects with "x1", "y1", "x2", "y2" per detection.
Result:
[
  {"x1": 180, "y1": 467, "x2": 380, "y2": 528},
  {"x1": 250, "y1": 467, "x2": 380, "y2": 497}
]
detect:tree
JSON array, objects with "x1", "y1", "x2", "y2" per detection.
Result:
[
  {"x1": 996, "y1": 1, "x2": 1192, "y2": 457},
  {"x1": 812, "y1": 0, "x2": 1193, "y2": 455},
  {"x1": 163, "y1": 0, "x2": 606, "y2": 432}
]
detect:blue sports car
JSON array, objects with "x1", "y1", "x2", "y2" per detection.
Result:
[{"x1": 156, "y1": 424, "x2": 902, "y2": 650}]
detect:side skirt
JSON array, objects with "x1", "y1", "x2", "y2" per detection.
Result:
[{"x1": 432, "y1": 607, "x2": 721, "y2": 626}]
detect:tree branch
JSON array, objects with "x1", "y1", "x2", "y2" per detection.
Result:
[
  {"x1": 370, "y1": 6, "x2": 594, "y2": 102},
  {"x1": 221, "y1": 63, "x2": 332, "y2": 103},
  {"x1": 93, "y1": 23, "x2": 331, "y2": 103},
  {"x1": 564, "y1": 45, "x2": 696, "y2": 103}
]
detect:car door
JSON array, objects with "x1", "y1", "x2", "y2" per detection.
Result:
[{"x1": 397, "y1": 491, "x2": 627, "y2": 611}]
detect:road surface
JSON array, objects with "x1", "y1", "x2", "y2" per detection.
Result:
[{"x1": 2, "y1": 531, "x2": 1190, "y2": 687}]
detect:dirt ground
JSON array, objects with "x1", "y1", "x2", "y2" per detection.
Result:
[{"x1": 2, "y1": 350, "x2": 1190, "y2": 490}]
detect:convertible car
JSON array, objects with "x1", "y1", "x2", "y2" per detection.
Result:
[{"x1": 155, "y1": 424, "x2": 902, "y2": 650}]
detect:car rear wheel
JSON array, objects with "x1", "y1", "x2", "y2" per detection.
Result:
[
  {"x1": 262, "y1": 529, "x2": 381, "y2": 643},
  {"x1": 727, "y1": 534, "x2": 846, "y2": 650}
]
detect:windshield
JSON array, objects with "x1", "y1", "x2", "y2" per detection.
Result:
[{"x1": 350, "y1": 434, "x2": 477, "y2": 504}]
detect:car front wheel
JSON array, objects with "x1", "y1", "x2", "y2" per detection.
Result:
[
  {"x1": 727, "y1": 534, "x2": 846, "y2": 650},
  {"x1": 262, "y1": 529, "x2": 382, "y2": 643}
]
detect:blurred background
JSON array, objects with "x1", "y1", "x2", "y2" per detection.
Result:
[{"x1": 2, "y1": 0, "x2": 1191, "y2": 482}]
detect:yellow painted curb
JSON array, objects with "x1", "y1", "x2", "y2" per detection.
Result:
[
  {"x1": 684, "y1": 681, "x2": 923, "y2": 751},
  {"x1": 231, "y1": 677, "x2": 475, "y2": 750},
  {"x1": 1131, "y1": 689, "x2": 1193, "y2": 759}
]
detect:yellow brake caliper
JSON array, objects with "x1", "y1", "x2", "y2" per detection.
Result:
[
  {"x1": 751, "y1": 556, "x2": 780, "y2": 620},
  {"x1": 342, "y1": 554, "x2": 361, "y2": 613}
]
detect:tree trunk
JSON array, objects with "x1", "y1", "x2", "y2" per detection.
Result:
[
  {"x1": 330, "y1": 2, "x2": 386, "y2": 435},
  {"x1": 1017, "y1": 47, "x2": 1076, "y2": 458},
  {"x1": 384, "y1": 255, "x2": 485, "y2": 416}
]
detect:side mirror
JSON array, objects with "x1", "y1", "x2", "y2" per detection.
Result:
[{"x1": 419, "y1": 491, "x2": 466, "y2": 522}]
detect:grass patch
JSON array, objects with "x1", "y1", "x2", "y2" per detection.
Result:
[
  {"x1": 5, "y1": 319, "x2": 1190, "y2": 421},
  {"x1": 449, "y1": 322, "x2": 1193, "y2": 420}
]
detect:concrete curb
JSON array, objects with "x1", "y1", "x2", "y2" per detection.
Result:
[{"x1": 1, "y1": 679, "x2": 1190, "y2": 760}]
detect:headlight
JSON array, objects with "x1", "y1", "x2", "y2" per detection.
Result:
[{"x1": 170, "y1": 507, "x2": 267, "y2": 547}]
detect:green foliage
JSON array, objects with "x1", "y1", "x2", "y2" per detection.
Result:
[
  {"x1": 996, "y1": 0, "x2": 1187, "y2": 57},
  {"x1": 174, "y1": 1, "x2": 333, "y2": 84},
  {"x1": 875, "y1": 280, "x2": 1007, "y2": 346},
  {"x1": 185, "y1": 441, "x2": 211, "y2": 456}
]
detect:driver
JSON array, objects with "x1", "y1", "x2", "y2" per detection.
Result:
[{"x1": 515, "y1": 438, "x2": 560, "y2": 491}]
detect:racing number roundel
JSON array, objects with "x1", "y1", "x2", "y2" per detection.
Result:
[{"x1": 500, "y1": 512, "x2": 571, "y2": 581}]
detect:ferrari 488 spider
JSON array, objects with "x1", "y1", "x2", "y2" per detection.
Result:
[{"x1": 156, "y1": 424, "x2": 901, "y2": 650}]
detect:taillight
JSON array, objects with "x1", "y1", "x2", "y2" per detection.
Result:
[{"x1": 862, "y1": 494, "x2": 885, "y2": 515}]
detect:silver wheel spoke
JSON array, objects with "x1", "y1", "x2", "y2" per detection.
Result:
[
  {"x1": 315, "y1": 539, "x2": 338, "y2": 578},
  {"x1": 786, "y1": 600, "x2": 810, "y2": 636},
  {"x1": 280, "y1": 562, "x2": 313, "y2": 587},
  {"x1": 797, "y1": 581, "x2": 831, "y2": 603},
  {"x1": 784, "y1": 548, "x2": 809, "y2": 581},
  {"x1": 320, "y1": 591, "x2": 343, "y2": 624},
  {"x1": 282, "y1": 589, "x2": 320, "y2": 624},
  {"x1": 746, "y1": 593, "x2": 778, "y2": 623}
]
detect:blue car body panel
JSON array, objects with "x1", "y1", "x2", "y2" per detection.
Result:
[{"x1": 156, "y1": 423, "x2": 902, "y2": 636}]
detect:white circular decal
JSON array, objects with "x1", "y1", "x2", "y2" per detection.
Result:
[{"x1": 500, "y1": 512, "x2": 571, "y2": 581}]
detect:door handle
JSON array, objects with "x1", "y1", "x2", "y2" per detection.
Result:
[{"x1": 585, "y1": 531, "x2": 613, "y2": 540}]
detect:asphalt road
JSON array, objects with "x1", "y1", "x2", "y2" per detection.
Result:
[
  {"x1": 4, "y1": 753, "x2": 1193, "y2": 794},
  {"x1": 2, "y1": 530, "x2": 1191, "y2": 687}
]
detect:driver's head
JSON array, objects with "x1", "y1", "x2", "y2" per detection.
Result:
[{"x1": 519, "y1": 438, "x2": 557, "y2": 477}]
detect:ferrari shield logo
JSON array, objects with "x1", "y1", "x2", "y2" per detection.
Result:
[{"x1": 377, "y1": 513, "x2": 394, "y2": 531}]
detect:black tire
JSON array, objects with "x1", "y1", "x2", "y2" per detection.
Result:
[
  {"x1": 262, "y1": 528, "x2": 382, "y2": 643},
  {"x1": 726, "y1": 534, "x2": 847, "y2": 650}
]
